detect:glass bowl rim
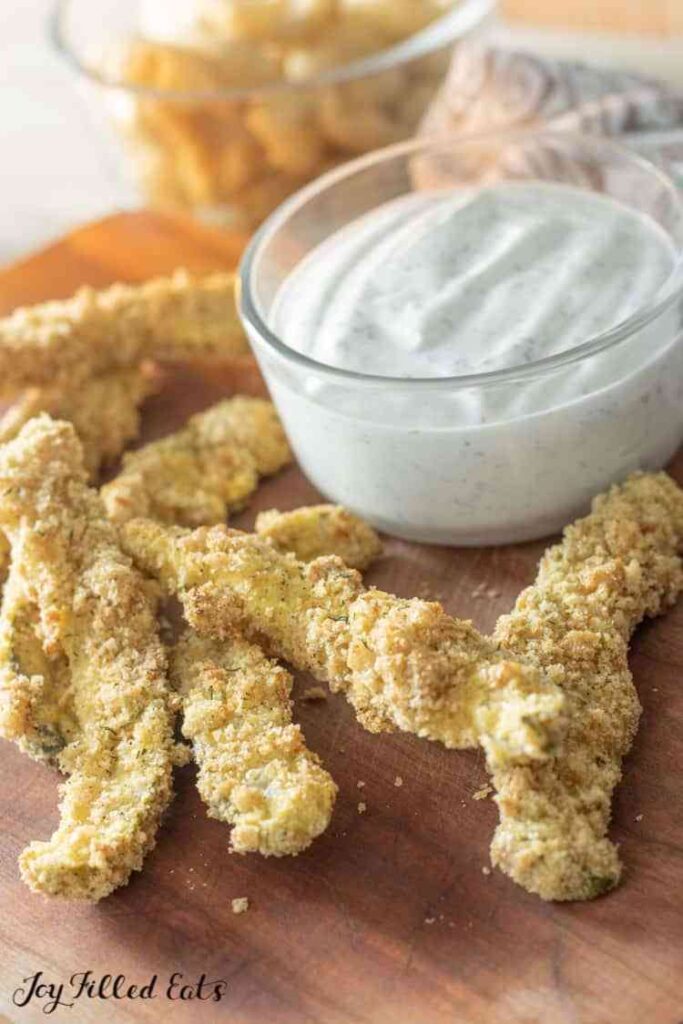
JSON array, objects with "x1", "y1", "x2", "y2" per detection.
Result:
[
  {"x1": 239, "y1": 127, "x2": 683, "y2": 392},
  {"x1": 50, "y1": 0, "x2": 495, "y2": 101}
]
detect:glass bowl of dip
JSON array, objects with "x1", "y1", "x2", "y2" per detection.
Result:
[
  {"x1": 51, "y1": 0, "x2": 494, "y2": 232},
  {"x1": 239, "y1": 129, "x2": 683, "y2": 545}
]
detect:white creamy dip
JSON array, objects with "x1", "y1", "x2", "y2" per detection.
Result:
[
  {"x1": 254, "y1": 181, "x2": 683, "y2": 544},
  {"x1": 274, "y1": 183, "x2": 674, "y2": 378}
]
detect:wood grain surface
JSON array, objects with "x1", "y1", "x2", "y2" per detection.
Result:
[
  {"x1": 501, "y1": 0, "x2": 683, "y2": 37},
  {"x1": 0, "y1": 210, "x2": 681, "y2": 1024}
]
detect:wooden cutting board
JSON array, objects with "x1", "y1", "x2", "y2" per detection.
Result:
[
  {"x1": 0, "y1": 211, "x2": 681, "y2": 1024},
  {"x1": 502, "y1": 0, "x2": 683, "y2": 36}
]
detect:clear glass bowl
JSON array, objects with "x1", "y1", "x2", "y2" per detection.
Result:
[
  {"x1": 240, "y1": 129, "x2": 683, "y2": 546},
  {"x1": 51, "y1": 0, "x2": 494, "y2": 231}
]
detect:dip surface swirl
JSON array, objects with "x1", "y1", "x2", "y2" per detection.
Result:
[{"x1": 273, "y1": 181, "x2": 675, "y2": 381}]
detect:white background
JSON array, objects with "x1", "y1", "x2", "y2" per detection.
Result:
[
  {"x1": 0, "y1": 0, "x2": 681, "y2": 265},
  {"x1": 0, "y1": 0, "x2": 134, "y2": 264}
]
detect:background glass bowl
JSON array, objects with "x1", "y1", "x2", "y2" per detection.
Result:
[
  {"x1": 240, "y1": 129, "x2": 683, "y2": 545},
  {"x1": 52, "y1": 0, "x2": 495, "y2": 232}
]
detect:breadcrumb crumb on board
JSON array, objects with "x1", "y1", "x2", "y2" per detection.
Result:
[{"x1": 300, "y1": 686, "x2": 328, "y2": 702}]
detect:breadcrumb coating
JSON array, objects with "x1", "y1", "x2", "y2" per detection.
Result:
[
  {"x1": 0, "y1": 416, "x2": 176, "y2": 901},
  {"x1": 256, "y1": 505, "x2": 382, "y2": 570},
  {"x1": 0, "y1": 556, "x2": 76, "y2": 764},
  {"x1": 102, "y1": 397, "x2": 292, "y2": 526},
  {"x1": 346, "y1": 590, "x2": 565, "y2": 768},
  {"x1": 172, "y1": 631, "x2": 337, "y2": 855},
  {"x1": 121, "y1": 520, "x2": 566, "y2": 770},
  {"x1": 0, "y1": 533, "x2": 8, "y2": 589},
  {"x1": 491, "y1": 473, "x2": 683, "y2": 901},
  {"x1": 0, "y1": 365, "x2": 158, "y2": 477},
  {"x1": 0, "y1": 269, "x2": 247, "y2": 396}
]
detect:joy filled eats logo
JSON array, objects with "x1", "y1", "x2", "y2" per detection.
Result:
[{"x1": 12, "y1": 971, "x2": 228, "y2": 1014}]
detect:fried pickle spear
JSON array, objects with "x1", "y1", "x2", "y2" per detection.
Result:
[
  {"x1": 0, "y1": 269, "x2": 248, "y2": 396},
  {"x1": 0, "y1": 416, "x2": 176, "y2": 901},
  {"x1": 0, "y1": 533, "x2": 8, "y2": 589},
  {"x1": 102, "y1": 397, "x2": 292, "y2": 525},
  {"x1": 172, "y1": 631, "x2": 337, "y2": 855},
  {"x1": 0, "y1": 365, "x2": 158, "y2": 477},
  {"x1": 121, "y1": 520, "x2": 566, "y2": 770},
  {"x1": 256, "y1": 505, "x2": 383, "y2": 571},
  {"x1": 0, "y1": 555, "x2": 76, "y2": 764},
  {"x1": 490, "y1": 473, "x2": 683, "y2": 901}
]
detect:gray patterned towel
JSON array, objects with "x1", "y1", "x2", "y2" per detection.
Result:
[{"x1": 422, "y1": 44, "x2": 683, "y2": 186}]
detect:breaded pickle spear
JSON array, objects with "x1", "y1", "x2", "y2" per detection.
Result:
[
  {"x1": 102, "y1": 397, "x2": 292, "y2": 526},
  {"x1": 0, "y1": 556, "x2": 76, "y2": 764},
  {"x1": 121, "y1": 519, "x2": 566, "y2": 771},
  {"x1": 172, "y1": 631, "x2": 337, "y2": 856},
  {"x1": 0, "y1": 269, "x2": 247, "y2": 395},
  {"x1": 0, "y1": 533, "x2": 8, "y2": 589},
  {"x1": 490, "y1": 472, "x2": 683, "y2": 901},
  {"x1": 0, "y1": 366, "x2": 157, "y2": 477},
  {"x1": 255, "y1": 504, "x2": 382, "y2": 571},
  {"x1": 0, "y1": 417, "x2": 176, "y2": 901}
]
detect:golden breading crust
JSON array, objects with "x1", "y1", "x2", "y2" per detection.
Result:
[
  {"x1": 0, "y1": 269, "x2": 248, "y2": 396},
  {"x1": 121, "y1": 520, "x2": 566, "y2": 771},
  {"x1": 491, "y1": 473, "x2": 683, "y2": 901},
  {"x1": 102, "y1": 397, "x2": 292, "y2": 526},
  {"x1": 0, "y1": 556, "x2": 76, "y2": 764},
  {"x1": 255, "y1": 504, "x2": 382, "y2": 570},
  {"x1": 0, "y1": 365, "x2": 159, "y2": 478},
  {"x1": 172, "y1": 631, "x2": 337, "y2": 855},
  {"x1": 0, "y1": 416, "x2": 177, "y2": 901},
  {"x1": 0, "y1": 533, "x2": 8, "y2": 589}
]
